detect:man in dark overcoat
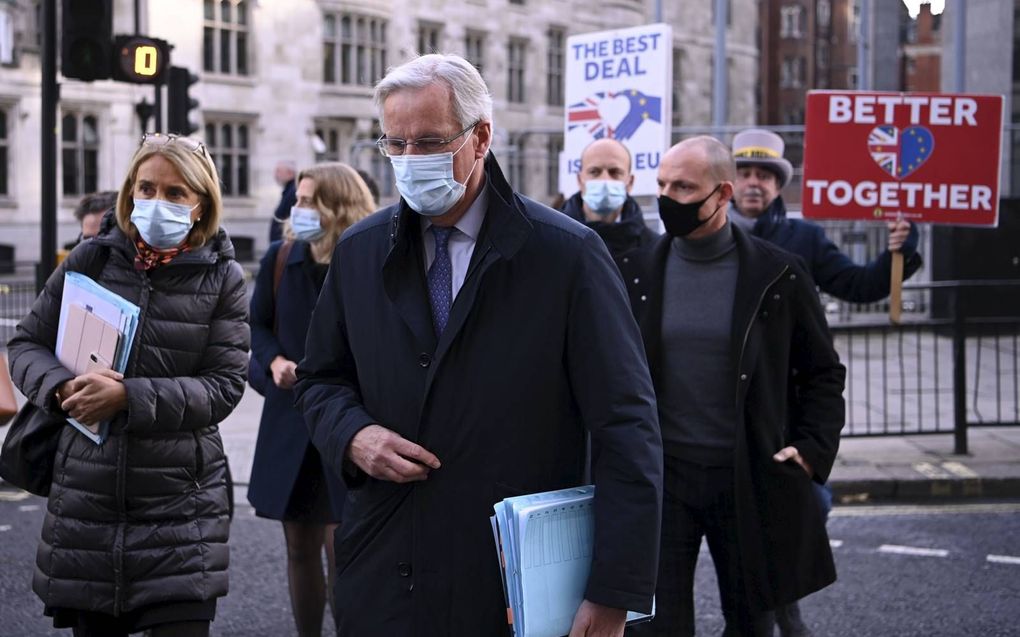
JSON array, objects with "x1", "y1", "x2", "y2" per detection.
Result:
[
  {"x1": 294, "y1": 54, "x2": 663, "y2": 637},
  {"x1": 629, "y1": 136, "x2": 846, "y2": 637}
]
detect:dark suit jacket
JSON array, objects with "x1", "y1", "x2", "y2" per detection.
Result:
[{"x1": 295, "y1": 155, "x2": 663, "y2": 636}]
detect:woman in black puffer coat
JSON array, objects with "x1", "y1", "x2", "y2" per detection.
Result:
[{"x1": 7, "y1": 134, "x2": 250, "y2": 637}]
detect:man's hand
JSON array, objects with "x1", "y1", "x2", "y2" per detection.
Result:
[
  {"x1": 60, "y1": 369, "x2": 126, "y2": 431},
  {"x1": 270, "y1": 356, "x2": 298, "y2": 389},
  {"x1": 887, "y1": 219, "x2": 911, "y2": 252},
  {"x1": 773, "y1": 446, "x2": 813, "y2": 478},
  {"x1": 347, "y1": 424, "x2": 441, "y2": 483},
  {"x1": 568, "y1": 600, "x2": 627, "y2": 637}
]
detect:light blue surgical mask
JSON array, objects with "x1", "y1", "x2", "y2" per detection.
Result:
[
  {"x1": 582, "y1": 179, "x2": 628, "y2": 216},
  {"x1": 388, "y1": 133, "x2": 479, "y2": 217},
  {"x1": 130, "y1": 198, "x2": 198, "y2": 249},
  {"x1": 290, "y1": 206, "x2": 324, "y2": 242}
]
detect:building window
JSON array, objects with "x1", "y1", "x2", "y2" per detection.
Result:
[
  {"x1": 205, "y1": 120, "x2": 251, "y2": 197},
  {"x1": 314, "y1": 121, "x2": 342, "y2": 163},
  {"x1": 781, "y1": 56, "x2": 805, "y2": 88},
  {"x1": 546, "y1": 134, "x2": 562, "y2": 198},
  {"x1": 817, "y1": 0, "x2": 831, "y2": 28},
  {"x1": 850, "y1": 0, "x2": 861, "y2": 42},
  {"x1": 464, "y1": 30, "x2": 485, "y2": 76},
  {"x1": 546, "y1": 28, "x2": 564, "y2": 106},
  {"x1": 0, "y1": 4, "x2": 14, "y2": 65},
  {"x1": 509, "y1": 0, "x2": 524, "y2": 5},
  {"x1": 324, "y1": 13, "x2": 387, "y2": 87},
  {"x1": 507, "y1": 133, "x2": 525, "y2": 189},
  {"x1": 780, "y1": 5, "x2": 804, "y2": 38},
  {"x1": 203, "y1": 0, "x2": 250, "y2": 76},
  {"x1": 0, "y1": 108, "x2": 8, "y2": 196},
  {"x1": 508, "y1": 38, "x2": 527, "y2": 104},
  {"x1": 61, "y1": 112, "x2": 99, "y2": 196},
  {"x1": 418, "y1": 22, "x2": 441, "y2": 55},
  {"x1": 672, "y1": 47, "x2": 683, "y2": 126}
]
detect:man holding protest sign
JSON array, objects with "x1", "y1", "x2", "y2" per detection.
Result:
[{"x1": 728, "y1": 128, "x2": 923, "y2": 305}]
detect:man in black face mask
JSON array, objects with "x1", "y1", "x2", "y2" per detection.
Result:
[{"x1": 630, "y1": 137, "x2": 846, "y2": 637}]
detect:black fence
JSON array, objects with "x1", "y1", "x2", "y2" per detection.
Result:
[{"x1": 1, "y1": 274, "x2": 1016, "y2": 452}]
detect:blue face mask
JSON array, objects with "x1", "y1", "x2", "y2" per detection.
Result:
[
  {"x1": 388, "y1": 131, "x2": 479, "y2": 217},
  {"x1": 582, "y1": 179, "x2": 628, "y2": 216},
  {"x1": 130, "y1": 198, "x2": 198, "y2": 249},
  {"x1": 290, "y1": 206, "x2": 324, "y2": 242}
]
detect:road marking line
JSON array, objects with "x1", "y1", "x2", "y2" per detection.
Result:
[
  {"x1": 878, "y1": 544, "x2": 949, "y2": 558},
  {"x1": 941, "y1": 461, "x2": 979, "y2": 478},
  {"x1": 912, "y1": 462, "x2": 952, "y2": 479},
  {"x1": 0, "y1": 525, "x2": 10, "y2": 532},
  {"x1": 18, "y1": 504, "x2": 40, "y2": 512},
  {"x1": 0, "y1": 490, "x2": 31, "y2": 502},
  {"x1": 829, "y1": 540, "x2": 843, "y2": 548},
  {"x1": 832, "y1": 502, "x2": 1020, "y2": 517},
  {"x1": 987, "y1": 554, "x2": 1020, "y2": 565}
]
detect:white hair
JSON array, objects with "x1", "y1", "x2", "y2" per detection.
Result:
[{"x1": 374, "y1": 54, "x2": 493, "y2": 130}]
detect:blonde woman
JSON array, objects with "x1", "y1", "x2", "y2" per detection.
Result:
[
  {"x1": 7, "y1": 133, "x2": 250, "y2": 636},
  {"x1": 246, "y1": 163, "x2": 375, "y2": 636}
]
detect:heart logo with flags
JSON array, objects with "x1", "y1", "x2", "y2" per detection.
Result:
[{"x1": 867, "y1": 125, "x2": 934, "y2": 179}]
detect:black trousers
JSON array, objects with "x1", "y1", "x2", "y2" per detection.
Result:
[{"x1": 629, "y1": 456, "x2": 773, "y2": 637}]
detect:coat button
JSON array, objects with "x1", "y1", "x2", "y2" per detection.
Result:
[
  {"x1": 773, "y1": 294, "x2": 780, "y2": 301},
  {"x1": 633, "y1": 278, "x2": 640, "y2": 284},
  {"x1": 740, "y1": 373, "x2": 748, "y2": 381},
  {"x1": 640, "y1": 295, "x2": 647, "y2": 302},
  {"x1": 761, "y1": 311, "x2": 769, "y2": 318},
  {"x1": 790, "y1": 274, "x2": 797, "y2": 281},
  {"x1": 623, "y1": 257, "x2": 629, "y2": 263},
  {"x1": 418, "y1": 353, "x2": 431, "y2": 368},
  {"x1": 398, "y1": 562, "x2": 412, "y2": 577}
]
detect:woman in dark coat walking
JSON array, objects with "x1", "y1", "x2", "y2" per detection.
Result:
[
  {"x1": 246, "y1": 162, "x2": 374, "y2": 636},
  {"x1": 7, "y1": 134, "x2": 250, "y2": 637}
]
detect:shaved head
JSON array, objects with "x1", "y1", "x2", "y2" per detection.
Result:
[
  {"x1": 581, "y1": 138, "x2": 632, "y2": 169},
  {"x1": 662, "y1": 136, "x2": 736, "y2": 184}
]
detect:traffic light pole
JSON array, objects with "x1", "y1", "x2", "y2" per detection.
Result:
[
  {"x1": 153, "y1": 78, "x2": 163, "y2": 133},
  {"x1": 39, "y1": 0, "x2": 58, "y2": 293}
]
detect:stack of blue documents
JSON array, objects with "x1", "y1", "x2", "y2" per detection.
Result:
[
  {"x1": 54, "y1": 272, "x2": 140, "y2": 444},
  {"x1": 491, "y1": 485, "x2": 653, "y2": 637}
]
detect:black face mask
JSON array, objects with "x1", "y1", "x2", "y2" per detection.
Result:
[{"x1": 658, "y1": 184, "x2": 722, "y2": 237}]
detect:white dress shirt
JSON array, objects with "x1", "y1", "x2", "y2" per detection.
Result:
[{"x1": 421, "y1": 183, "x2": 488, "y2": 301}]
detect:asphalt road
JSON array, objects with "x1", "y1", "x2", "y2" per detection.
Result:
[{"x1": 1, "y1": 489, "x2": 1017, "y2": 636}]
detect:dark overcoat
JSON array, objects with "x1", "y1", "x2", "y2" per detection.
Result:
[
  {"x1": 295, "y1": 156, "x2": 663, "y2": 636},
  {"x1": 637, "y1": 223, "x2": 847, "y2": 611},
  {"x1": 246, "y1": 240, "x2": 346, "y2": 519},
  {"x1": 561, "y1": 193, "x2": 660, "y2": 309},
  {"x1": 7, "y1": 219, "x2": 249, "y2": 615}
]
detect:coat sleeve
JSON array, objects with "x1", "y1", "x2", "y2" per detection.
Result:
[
  {"x1": 294, "y1": 244, "x2": 375, "y2": 489},
  {"x1": 6, "y1": 249, "x2": 96, "y2": 413},
  {"x1": 121, "y1": 261, "x2": 250, "y2": 432},
  {"x1": 787, "y1": 261, "x2": 847, "y2": 483},
  {"x1": 566, "y1": 231, "x2": 663, "y2": 615},
  {"x1": 810, "y1": 222, "x2": 923, "y2": 304},
  {"x1": 250, "y1": 242, "x2": 285, "y2": 369}
]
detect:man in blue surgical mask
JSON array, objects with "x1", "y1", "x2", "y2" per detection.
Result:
[
  {"x1": 560, "y1": 138, "x2": 659, "y2": 310},
  {"x1": 295, "y1": 54, "x2": 662, "y2": 637}
]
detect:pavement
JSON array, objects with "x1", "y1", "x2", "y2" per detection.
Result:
[{"x1": 4, "y1": 384, "x2": 1020, "y2": 504}]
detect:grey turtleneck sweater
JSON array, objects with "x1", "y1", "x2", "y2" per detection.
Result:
[{"x1": 658, "y1": 221, "x2": 740, "y2": 466}]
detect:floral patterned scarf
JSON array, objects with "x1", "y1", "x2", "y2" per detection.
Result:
[{"x1": 133, "y1": 237, "x2": 191, "y2": 271}]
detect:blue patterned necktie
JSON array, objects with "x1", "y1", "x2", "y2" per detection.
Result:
[{"x1": 427, "y1": 226, "x2": 455, "y2": 337}]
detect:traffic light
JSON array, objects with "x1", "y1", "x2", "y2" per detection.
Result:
[
  {"x1": 60, "y1": 0, "x2": 113, "y2": 81},
  {"x1": 167, "y1": 67, "x2": 200, "y2": 135},
  {"x1": 111, "y1": 35, "x2": 170, "y2": 84}
]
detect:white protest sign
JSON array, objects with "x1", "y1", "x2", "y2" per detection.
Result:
[{"x1": 561, "y1": 23, "x2": 673, "y2": 197}]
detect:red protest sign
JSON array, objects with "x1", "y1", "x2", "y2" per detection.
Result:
[{"x1": 802, "y1": 91, "x2": 1004, "y2": 226}]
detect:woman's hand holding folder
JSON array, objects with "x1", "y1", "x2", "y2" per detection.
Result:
[{"x1": 57, "y1": 369, "x2": 126, "y2": 431}]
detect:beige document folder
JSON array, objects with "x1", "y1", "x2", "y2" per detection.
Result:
[{"x1": 58, "y1": 303, "x2": 121, "y2": 376}]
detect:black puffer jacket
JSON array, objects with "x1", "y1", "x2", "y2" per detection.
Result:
[{"x1": 7, "y1": 217, "x2": 250, "y2": 616}]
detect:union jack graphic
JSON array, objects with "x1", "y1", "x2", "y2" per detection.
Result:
[
  {"x1": 868, "y1": 126, "x2": 900, "y2": 177},
  {"x1": 567, "y1": 92, "x2": 614, "y2": 139}
]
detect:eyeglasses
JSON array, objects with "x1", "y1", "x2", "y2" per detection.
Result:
[
  {"x1": 375, "y1": 121, "x2": 478, "y2": 157},
  {"x1": 140, "y1": 133, "x2": 209, "y2": 158}
]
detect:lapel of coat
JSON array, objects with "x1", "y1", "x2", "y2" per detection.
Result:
[
  {"x1": 637, "y1": 233, "x2": 673, "y2": 388},
  {"x1": 426, "y1": 156, "x2": 531, "y2": 388},
  {"x1": 382, "y1": 205, "x2": 439, "y2": 354},
  {"x1": 729, "y1": 224, "x2": 789, "y2": 391}
]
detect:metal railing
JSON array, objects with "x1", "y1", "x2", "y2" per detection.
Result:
[{"x1": 1, "y1": 274, "x2": 1015, "y2": 453}]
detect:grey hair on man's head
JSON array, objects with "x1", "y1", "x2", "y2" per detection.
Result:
[{"x1": 374, "y1": 54, "x2": 493, "y2": 129}]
